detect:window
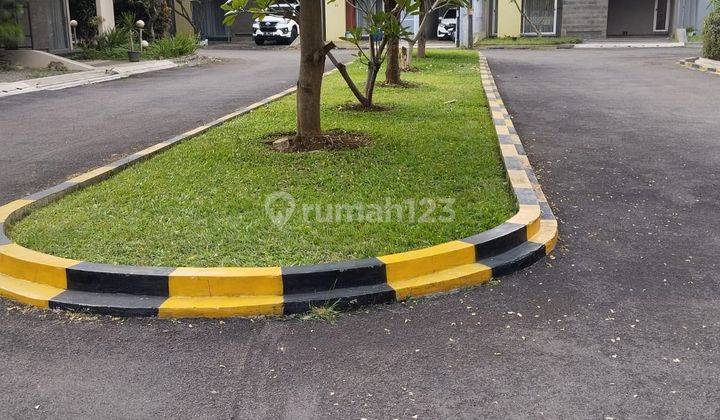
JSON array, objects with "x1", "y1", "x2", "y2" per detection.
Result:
[{"x1": 522, "y1": 0, "x2": 557, "y2": 35}]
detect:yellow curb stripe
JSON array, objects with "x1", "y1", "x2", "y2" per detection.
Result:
[
  {"x1": 495, "y1": 125, "x2": 510, "y2": 135},
  {"x1": 0, "y1": 244, "x2": 77, "y2": 288},
  {"x1": 390, "y1": 262, "x2": 492, "y2": 300},
  {"x1": 135, "y1": 141, "x2": 172, "y2": 156},
  {"x1": 0, "y1": 273, "x2": 63, "y2": 308},
  {"x1": 69, "y1": 166, "x2": 115, "y2": 184},
  {"x1": 169, "y1": 267, "x2": 283, "y2": 297},
  {"x1": 507, "y1": 205, "x2": 541, "y2": 238},
  {"x1": 0, "y1": 199, "x2": 33, "y2": 223},
  {"x1": 507, "y1": 169, "x2": 533, "y2": 189},
  {"x1": 159, "y1": 295, "x2": 283, "y2": 318},
  {"x1": 529, "y1": 220, "x2": 559, "y2": 253},
  {"x1": 379, "y1": 240, "x2": 475, "y2": 282},
  {"x1": 500, "y1": 143, "x2": 519, "y2": 156}
]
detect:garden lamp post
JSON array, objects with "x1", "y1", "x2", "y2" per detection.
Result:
[
  {"x1": 70, "y1": 19, "x2": 78, "y2": 45},
  {"x1": 136, "y1": 20, "x2": 145, "y2": 51}
]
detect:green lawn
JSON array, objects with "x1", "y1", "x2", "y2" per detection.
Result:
[
  {"x1": 10, "y1": 50, "x2": 516, "y2": 267},
  {"x1": 476, "y1": 36, "x2": 582, "y2": 46}
]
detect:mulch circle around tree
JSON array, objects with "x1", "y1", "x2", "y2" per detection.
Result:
[
  {"x1": 338, "y1": 103, "x2": 393, "y2": 112},
  {"x1": 264, "y1": 130, "x2": 372, "y2": 153}
]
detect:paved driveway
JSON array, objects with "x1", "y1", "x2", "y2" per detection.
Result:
[
  {"x1": 2, "y1": 47, "x2": 720, "y2": 418},
  {"x1": 0, "y1": 48, "x2": 350, "y2": 204}
]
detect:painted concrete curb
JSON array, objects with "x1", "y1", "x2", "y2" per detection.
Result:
[
  {"x1": 0, "y1": 55, "x2": 199, "y2": 99},
  {"x1": 0, "y1": 53, "x2": 557, "y2": 318},
  {"x1": 679, "y1": 57, "x2": 720, "y2": 76}
]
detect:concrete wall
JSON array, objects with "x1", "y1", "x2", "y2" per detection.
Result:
[
  {"x1": 173, "y1": 0, "x2": 196, "y2": 35},
  {"x1": 497, "y1": 0, "x2": 521, "y2": 37},
  {"x1": 325, "y1": 0, "x2": 346, "y2": 41},
  {"x1": 675, "y1": 0, "x2": 712, "y2": 32},
  {"x1": 561, "y1": 0, "x2": 608, "y2": 38},
  {"x1": 26, "y1": 0, "x2": 73, "y2": 52},
  {"x1": 95, "y1": 0, "x2": 115, "y2": 33}
]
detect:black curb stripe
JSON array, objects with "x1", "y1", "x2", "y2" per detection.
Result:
[
  {"x1": 24, "y1": 181, "x2": 78, "y2": 204},
  {"x1": 462, "y1": 222, "x2": 528, "y2": 260},
  {"x1": 0, "y1": 223, "x2": 10, "y2": 245},
  {"x1": 539, "y1": 201, "x2": 555, "y2": 220},
  {"x1": 282, "y1": 258, "x2": 387, "y2": 295},
  {"x1": 515, "y1": 188, "x2": 539, "y2": 205},
  {"x1": 106, "y1": 153, "x2": 146, "y2": 169},
  {"x1": 49, "y1": 290, "x2": 164, "y2": 317},
  {"x1": 514, "y1": 144, "x2": 526, "y2": 155},
  {"x1": 480, "y1": 241, "x2": 546, "y2": 277},
  {"x1": 283, "y1": 283, "x2": 396, "y2": 315},
  {"x1": 525, "y1": 168, "x2": 540, "y2": 185},
  {"x1": 497, "y1": 134, "x2": 516, "y2": 144},
  {"x1": 66, "y1": 263, "x2": 172, "y2": 296},
  {"x1": 503, "y1": 155, "x2": 524, "y2": 170}
]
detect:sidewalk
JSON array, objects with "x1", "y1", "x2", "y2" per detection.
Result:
[
  {"x1": 575, "y1": 36, "x2": 684, "y2": 49},
  {"x1": 0, "y1": 57, "x2": 196, "y2": 98}
]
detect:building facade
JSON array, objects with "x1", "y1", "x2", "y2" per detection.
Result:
[
  {"x1": 483, "y1": 0, "x2": 712, "y2": 39},
  {"x1": 11, "y1": 0, "x2": 73, "y2": 53}
]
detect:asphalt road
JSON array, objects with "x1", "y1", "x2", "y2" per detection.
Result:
[
  {"x1": 2, "y1": 47, "x2": 720, "y2": 418},
  {"x1": 0, "y1": 48, "x2": 350, "y2": 204}
]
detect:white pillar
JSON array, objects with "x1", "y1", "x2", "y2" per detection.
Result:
[{"x1": 95, "y1": 0, "x2": 115, "y2": 34}]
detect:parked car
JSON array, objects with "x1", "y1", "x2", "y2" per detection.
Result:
[
  {"x1": 436, "y1": 8, "x2": 457, "y2": 40},
  {"x1": 252, "y1": 3, "x2": 300, "y2": 45}
]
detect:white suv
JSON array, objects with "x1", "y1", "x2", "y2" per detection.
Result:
[
  {"x1": 436, "y1": 8, "x2": 457, "y2": 40},
  {"x1": 252, "y1": 3, "x2": 300, "y2": 45}
]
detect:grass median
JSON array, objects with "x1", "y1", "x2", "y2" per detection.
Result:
[{"x1": 10, "y1": 50, "x2": 516, "y2": 267}]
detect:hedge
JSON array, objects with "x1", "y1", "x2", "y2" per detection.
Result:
[{"x1": 703, "y1": 10, "x2": 720, "y2": 60}]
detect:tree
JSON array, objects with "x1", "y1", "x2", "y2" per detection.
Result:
[
  {"x1": 0, "y1": 0, "x2": 22, "y2": 49},
  {"x1": 401, "y1": 0, "x2": 468, "y2": 69},
  {"x1": 416, "y1": 0, "x2": 426, "y2": 58},
  {"x1": 329, "y1": 0, "x2": 412, "y2": 105},
  {"x1": 223, "y1": 0, "x2": 333, "y2": 146},
  {"x1": 131, "y1": 0, "x2": 171, "y2": 40},
  {"x1": 383, "y1": 0, "x2": 403, "y2": 85}
]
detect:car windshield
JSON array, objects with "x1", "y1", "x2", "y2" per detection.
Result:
[{"x1": 445, "y1": 9, "x2": 457, "y2": 19}]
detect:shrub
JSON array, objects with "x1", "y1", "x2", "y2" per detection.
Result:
[
  {"x1": 72, "y1": 32, "x2": 197, "y2": 61},
  {"x1": 95, "y1": 26, "x2": 130, "y2": 49},
  {"x1": 147, "y1": 34, "x2": 197, "y2": 59},
  {"x1": 0, "y1": 0, "x2": 23, "y2": 48},
  {"x1": 703, "y1": 11, "x2": 720, "y2": 60}
]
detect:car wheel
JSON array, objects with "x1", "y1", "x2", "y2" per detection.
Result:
[
  {"x1": 254, "y1": 37, "x2": 265, "y2": 45},
  {"x1": 288, "y1": 27, "x2": 298, "y2": 44}
]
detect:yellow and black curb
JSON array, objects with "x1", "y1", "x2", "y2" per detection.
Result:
[
  {"x1": 0, "y1": 54, "x2": 558, "y2": 318},
  {"x1": 679, "y1": 57, "x2": 720, "y2": 76}
]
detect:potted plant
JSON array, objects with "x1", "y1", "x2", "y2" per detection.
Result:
[
  {"x1": 127, "y1": 29, "x2": 140, "y2": 62},
  {"x1": 127, "y1": 19, "x2": 145, "y2": 62}
]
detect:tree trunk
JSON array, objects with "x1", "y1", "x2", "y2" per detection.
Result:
[
  {"x1": 406, "y1": 40, "x2": 414, "y2": 68},
  {"x1": 295, "y1": 0, "x2": 325, "y2": 141},
  {"x1": 384, "y1": 37, "x2": 401, "y2": 84},
  {"x1": 365, "y1": 63, "x2": 380, "y2": 106},
  {"x1": 417, "y1": 0, "x2": 427, "y2": 58}
]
